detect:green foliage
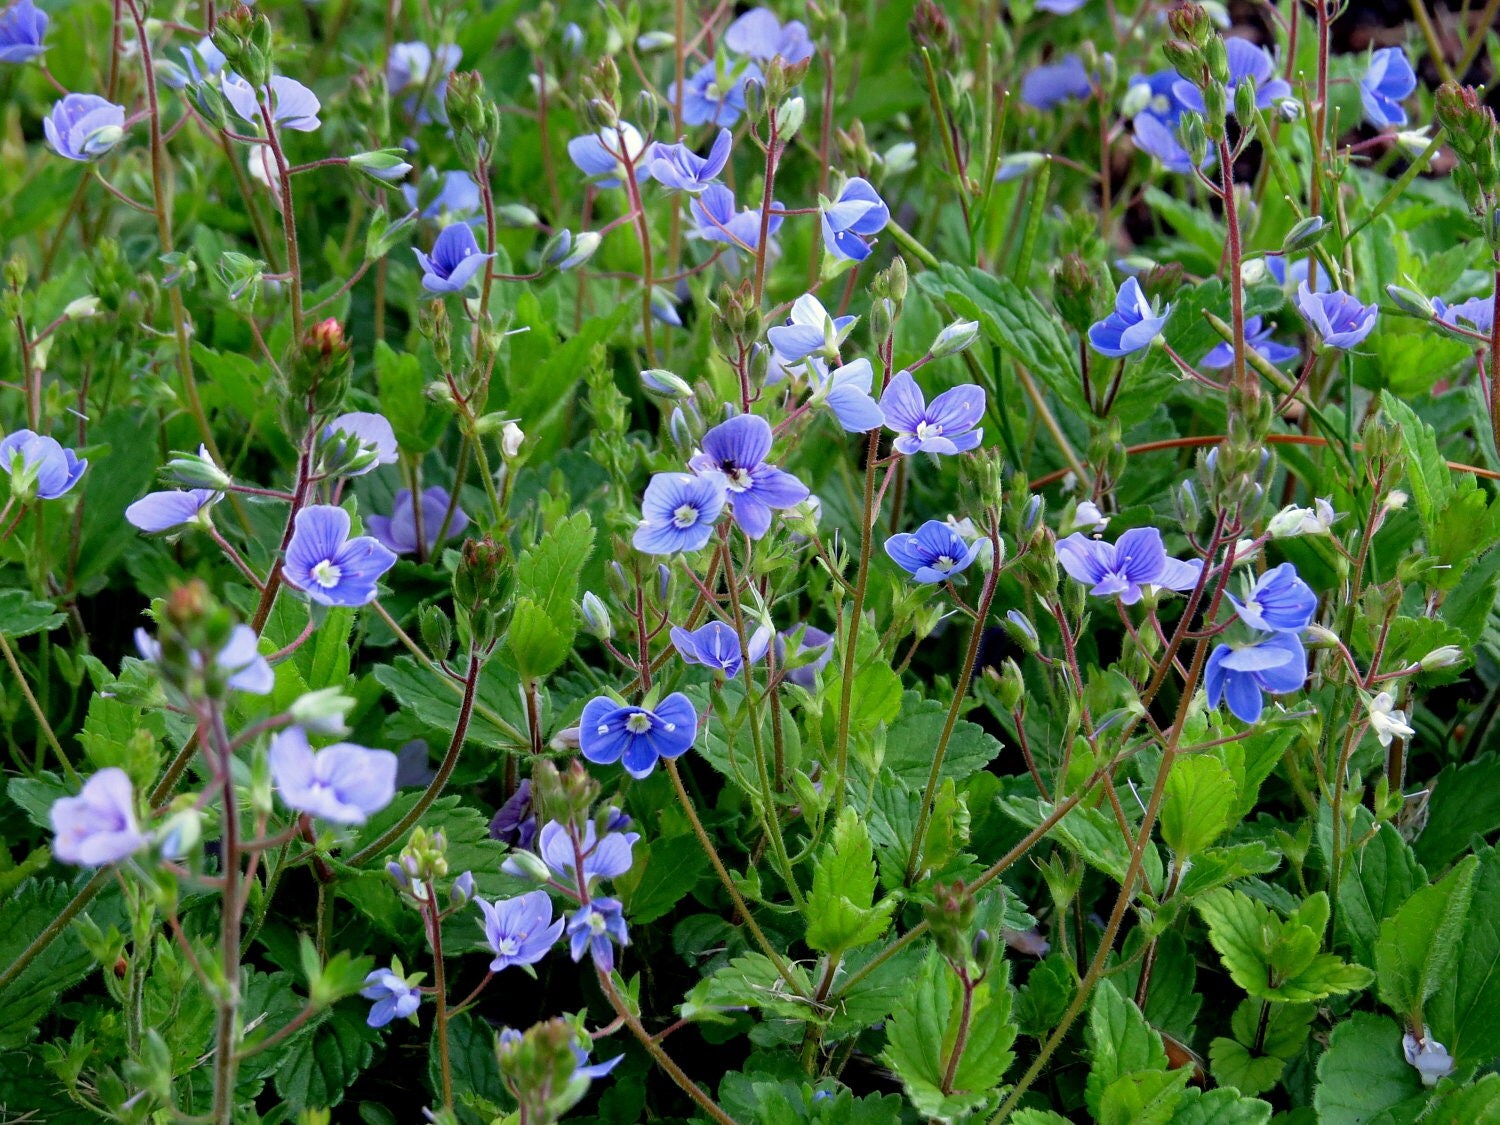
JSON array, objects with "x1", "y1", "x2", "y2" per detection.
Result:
[{"x1": 1196, "y1": 890, "x2": 1374, "y2": 1003}]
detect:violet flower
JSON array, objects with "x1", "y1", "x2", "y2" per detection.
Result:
[
  {"x1": 361, "y1": 968, "x2": 422, "y2": 1027},
  {"x1": 568, "y1": 898, "x2": 629, "y2": 973},
  {"x1": 671, "y1": 619, "x2": 772, "y2": 679},
  {"x1": 222, "y1": 74, "x2": 322, "y2": 132},
  {"x1": 1227, "y1": 561, "x2": 1317, "y2": 633},
  {"x1": 690, "y1": 184, "x2": 784, "y2": 251},
  {"x1": 879, "y1": 371, "x2": 985, "y2": 455},
  {"x1": 885, "y1": 520, "x2": 984, "y2": 584},
  {"x1": 477, "y1": 890, "x2": 565, "y2": 972},
  {"x1": 1021, "y1": 55, "x2": 1091, "y2": 110},
  {"x1": 1056, "y1": 527, "x2": 1201, "y2": 605},
  {"x1": 126, "y1": 489, "x2": 221, "y2": 533},
  {"x1": 567, "y1": 122, "x2": 654, "y2": 186},
  {"x1": 414, "y1": 223, "x2": 493, "y2": 294},
  {"x1": 776, "y1": 626, "x2": 835, "y2": 688},
  {"x1": 688, "y1": 413, "x2": 809, "y2": 539},
  {"x1": 0, "y1": 429, "x2": 87, "y2": 499},
  {"x1": 649, "y1": 129, "x2": 732, "y2": 193},
  {"x1": 671, "y1": 60, "x2": 760, "y2": 127},
  {"x1": 268, "y1": 725, "x2": 398, "y2": 825},
  {"x1": 134, "y1": 623, "x2": 274, "y2": 695},
  {"x1": 1296, "y1": 283, "x2": 1378, "y2": 349},
  {"x1": 1205, "y1": 631, "x2": 1308, "y2": 723},
  {"x1": 1173, "y1": 38, "x2": 1291, "y2": 117},
  {"x1": 281, "y1": 505, "x2": 398, "y2": 607},
  {"x1": 367, "y1": 487, "x2": 469, "y2": 556},
  {"x1": 821, "y1": 178, "x2": 888, "y2": 262},
  {"x1": 1201, "y1": 316, "x2": 1298, "y2": 368},
  {"x1": 1088, "y1": 277, "x2": 1170, "y2": 357},
  {"x1": 724, "y1": 8, "x2": 814, "y2": 64},
  {"x1": 0, "y1": 0, "x2": 48, "y2": 63},
  {"x1": 1361, "y1": 47, "x2": 1416, "y2": 129},
  {"x1": 44, "y1": 94, "x2": 125, "y2": 161},
  {"x1": 50, "y1": 768, "x2": 149, "y2": 867}
]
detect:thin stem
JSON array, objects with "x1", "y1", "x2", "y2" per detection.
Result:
[
  {"x1": 427, "y1": 896, "x2": 453, "y2": 1108},
  {"x1": 0, "y1": 630, "x2": 77, "y2": 782}
]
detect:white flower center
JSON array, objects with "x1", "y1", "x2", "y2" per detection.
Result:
[
  {"x1": 495, "y1": 936, "x2": 519, "y2": 956},
  {"x1": 915, "y1": 421, "x2": 943, "y2": 441},
  {"x1": 588, "y1": 910, "x2": 608, "y2": 935},
  {"x1": 672, "y1": 503, "x2": 699, "y2": 528},
  {"x1": 935, "y1": 555, "x2": 956, "y2": 571},
  {"x1": 625, "y1": 713, "x2": 652, "y2": 735},
  {"x1": 311, "y1": 559, "x2": 342, "y2": 588},
  {"x1": 725, "y1": 467, "x2": 753, "y2": 492}
]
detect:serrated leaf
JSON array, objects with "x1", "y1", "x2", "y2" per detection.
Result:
[
  {"x1": 1416, "y1": 754, "x2": 1500, "y2": 868},
  {"x1": 1428, "y1": 844, "x2": 1500, "y2": 1065},
  {"x1": 1375, "y1": 855, "x2": 1476, "y2": 1019},
  {"x1": 505, "y1": 597, "x2": 571, "y2": 680},
  {"x1": 274, "y1": 1004, "x2": 379, "y2": 1109},
  {"x1": 1099, "y1": 1067, "x2": 1189, "y2": 1125},
  {"x1": 883, "y1": 693, "x2": 1004, "y2": 790},
  {"x1": 1195, "y1": 889, "x2": 1373, "y2": 1003},
  {"x1": 1313, "y1": 1012, "x2": 1433, "y2": 1124},
  {"x1": 1161, "y1": 755, "x2": 1234, "y2": 857},
  {"x1": 0, "y1": 879, "x2": 100, "y2": 1049},
  {"x1": 0, "y1": 591, "x2": 65, "y2": 638},
  {"x1": 1170, "y1": 1087, "x2": 1273, "y2": 1125},
  {"x1": 1085, "y1": 978, "x2": 1170, "y2": 1119},
  {"x1": 1209, "y1": 1038, "x2": 1285, "y2": 1098},
  {"x1": 1339, "y1": 822, "x2": 1426, "y2": 967},
  {"x1": 373, "y1": 655, "x2": 528, "y2": 749},
  {"x1": 614, "y1": 832, "x2": 709, "y2": 925},
  {"x1": 806, "y1": 809, "x2": 895, "y2": 955}
]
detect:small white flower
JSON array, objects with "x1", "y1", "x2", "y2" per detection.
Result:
[
  {"x1": 1067, "y1": 500, "x2": 1110, "y2": 534},
  {"x1": 1366, "y1": 691, "x2": 1415, "y2": 748},
  {"x1": 1383, "y1": 489, "x2": 1409, "y2": 512},
  {"x1": 1267, "y1": 497, "x2": 1336, "y2": 538},
  {"x1": 1403, "y1": 1028, "x2": 1454, "y2": 1088}
]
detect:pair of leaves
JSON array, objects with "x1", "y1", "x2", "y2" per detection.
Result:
[{"x1": 1195, "y1": 889, "x2": 1373, "y2": 1003}]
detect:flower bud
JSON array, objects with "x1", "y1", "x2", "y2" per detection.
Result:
[
  {"x1": 1275, "y1": 97, "x2": 1302, "y2": 122},
  {"x1": 930, "y1": 319, "x2": 980, "y2": 359},
  {"x1": 1419, "y1": 645, "x2": 1465, "y2": 671},
  {"x1": 640, "y1": 368, "x2": 695, "y2": 400},
  {"x1": 449, "y1": 870, "x2": 475, "y2": 908},
  {"x1": 501, "y1": 422, "x2": 525, "y2": 460},
  {"x1": 63, "y1": 296, "x2": 101, "y2": 320},
  {"x1": 1282, "y1": 215, "x2": 1326, "y2": 254},
  {"x1": 1120, "y1": 81, "x2": 1153, "y2": 119},
  {"x1": 996, "y1": 658, "x2": 1025, "y2": 711},
  {"x1": 506, "y1": 848, "x2": 553, "y2": 883},
  {"x1": 635, "y1": 30, "x2": 675, "y2": 52},
  {"x1": 348, "y1": 149, "x2": 415, "y2": 185},
  {"x1": 161, "y1": 446, "x2": 235, "y2": 491},
  {"x1": 1168, "y1": 2, "x2": 1214, "y2": 47},
  {"x1": 581, "y1": 592, "x2": 613, "y2": 640},
  {"x1": 289, "y1": 688, "x2": 357, "y2": 736},
  {"x1": 1005, "y1": 609, "x2": 1040, "y2": 654},
  {"x1": 777, "y1": 95, "x2": 806, "y2": 141},
  {"x1": 1233, "y1": 76, "x2": 1258, "y2": 122},
  {"x1": 1239, "y1": 258, "x2": 1271, "y2": 286},
  {"x1": 545, "y1": 230, "x2": 601, "y2": 272}
]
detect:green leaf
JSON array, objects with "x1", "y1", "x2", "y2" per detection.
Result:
[
  {"x1": 0, "y1": 879, "x2": 100, "y2": 1050},
  {"x1": 373, "y1": 655, "x2": 528, "y2": 749},
  {"x1": 1195, "y1": 890, "x2": 1373, "y2": 1003},
  {"x1": 513, "y1": 512, "x2": 594, "y2": 626},
  {"x1": 1169, "y1": 1087, "x2": 1273, "y2": 1125},
  {"x1": 1099, "y1": 1068, "x2": 1190, "y2": 1125},
  {"x1": 1085, "y1": 978, "x2": 1169, "y2": 1119},
  {"x1": 374, "y1": 341, "x2": 445, "y2": 453},
  {"x1": 1313, "y1": 1012, "x2": 1433, "y2": 1124},
  {"x1": 1161, "y1": 755, "x2": 1234, "y2": 857},
  {"x1": 681, "y1": 954, "x2": 817, "y2": 1024},
  {"x1": 614, "y1": 832, "x2": 709, "y2": 926},
  {"x1": 1339, "y1": 822, "x2": 1426, "y2": 967},
  {"x1": 1428, "y1": 844, "x2": 1500, "y2": 1065},
  {"x1": 274, "y1": 1003, "x2": 380, "y2": 1109},
  {"x1": 1375, "y1": 855, "x2": 1477, "y2": 1019},
  {"x1": 805, "y1": 809, "x2": 895, "y2": 955},
  {"x1": 0, "y1": 591, "x2": 65, "y2": 638},
  {"x1": 1416, "y1": 754, "x2": 1500, "y2": 868},
  {"x1": 883, "y1": 693, "x2": 1004, "y2": 790},
  {"x1": 1381, "y1": 395, "x2": 1453, "y2": 534},
  {"x1": 505, "y1": 597, "x2": 572, "y2": 680},
  {"x1": 1208, "y1": 1038, "x2": 1285, "y2": 1099}
]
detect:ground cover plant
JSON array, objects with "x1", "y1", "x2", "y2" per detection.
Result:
[{"x1": 3, "y1": 0, "x2": 1500, "y2": 1120}]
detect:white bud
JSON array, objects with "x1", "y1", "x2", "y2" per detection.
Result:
[
  {"x1": 289, "y1": 688, "x2": 356, "y2": 736},
  {"x1": 500, "y1": 422, "x2": 525, "y2": 459},
  {"x1": 63, "y1": 296, "x2": 102, "y2": 320},
  {"x1": 931, "y1": 319, "x2": 981, "y2": 359},
  {"x1": 1419, "y1": 645, "x2": 1464, "y2": 671},
  {"x1": 777, "y1": 96, "x2": 806, "y2": 141}
]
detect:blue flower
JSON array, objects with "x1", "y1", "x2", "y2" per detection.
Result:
[
  {"x1": 50, "y1": 768, "x2": 148, "y2": 867},
  {"x1": 0, "y1": 429, "x2": 87, "y2": 499},
  {"x1": 568, "y1": 898, "x2": 629, "y2": 973},
  {"x1": 402, "y1": 170, "x2": 482, "y2": 221},
  {"x1": 672, "y1": 620, "x2": 772, "y2": 679},
  {"x1": 529, "y1": 820, "x2": 640, "y2": 884},
  {"x1": 126, "y1": 489, "x2": 221, "y2": 533},
  {"x1": 135, "y1": 623, "x2": 274, "y2": 695},
  {"x1": 688, "y1": 413, "x2": 808, "y2": 539},
  {"x1": 1361, "y1": 47, "x2": 1415, "y2": 128},
  {"x1": 1128, "y1": 71, "x2": 1189, "y2": 127},
  {"x1": 776, "y1": 626, "x2": 835, "y2": 688},
  {"x1": 1036, "y1": 0, "x2": 1088, "y2": 11},
  {"x1": 1201, "y1": 316, "x2": 1298, "y2": 368},
  {"x1": 1433, "y1": 294, "x2": 1494, "y2": 335},
  {"x1": 814, "y1": 358, "x2": 884, "y2": 432},
  {"x1": 689, "y1": 184, "x2": 783, "y2": 251},
  {"x1": 1174, "y1": 38, "x2": 1291, "y2": 116},
  {"x1": 724, "y1": 7, "x2": 814, "y2": 64},
  {"x1": 879, "y1": 371, "x2": 985, "y2": 455},
  {"x1": 269, "y1": 726, "x2": 398, "y2": 825},
  {"x1": 1088, "y1": 277, "x2": 1171, "y2": 357},
  {"x1": 1205, "y1": 631, "x2": 1308, "y2": 723},
  {"x1": 671, "y1": 60, "x2": 761, "y2": 127},
  {"x1": 573, "y1": 1044, "x2": 624, "y2": 1080},
  {"x1": 0, "y1": 0, "x2": 47, "y2": 63},
  {"x1": 177, "y1": 36, "x2": 226, "y2": 85},
  {"x1": 767, "y1": 294, "x2": 856, "y2": 363},
  {"x1": 1021, "y1": 55, "x2": 1092, "y2": 109},
  {"x1": 44, "y1": 94, "x2": 126, "y2": 161},
  {"x1": 281, "y1": 505, "x2": 398, "y2": 607},
  {"x1": 885, "y1": 520, "x2": 984, "y2": 584},
  {"x1": 1131, "y1": 113, "x2": 1201, "y2": 174},
  {"x1": 1056, "y1": 527, "x2": 1202, "y2": 605},
  {"x1": 222, "y1": 74, "x2": 322, "y2": 133},
  {"x1": 1296, "y1": 283, "x2": 1378, "y2": 349},
  {"x1": 821, "y1": 178, "x2": 889, "y2": 262},
  {"x1": 1227, "y1": 562, "x2": 1317, "y2": 633},
  {"x1": 490, "y1": 779, "x2": 538, "y2": 849},
  {"x1": 478, "y1": 890, "x2": 564, "y2": 972},
  {"x1": 320, "y1": 411, "x2": 399, "y2": 476},
  {"x1": 388, "y1": 41, "x2": 461, "y2": 124},
  {"x1": 650, "y1": 129, "x2": 732, "y2": 193},
  {"x1": 367, "y1": 487, "x2": 469, "y2": 556},
  {"x1": 1268, "y1": 255, "x2": 1332, "y2": 293},
  {"x1": 414, "y1": 223, "x2": 493, "y2": 293},
  {"x1": 579, "y1": 693, "x2": 698, "y2": 779},
  {"x1": 567, "y1": 122, "x2": 654, "y2": 186},
  {"x1": 360, "y1": 968, "x2": 422, "y2": 1027},
  {"x1": 633, "y1": 472, "x2": 728, "y2": 554}
]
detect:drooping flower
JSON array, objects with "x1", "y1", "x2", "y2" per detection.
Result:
[
  {"x1": 1056, "y1": 527, "x2": 1202, "y2": 605},
  {"x1": 567, "y1": 122, "x2": 654, "y2": 186},
  {"x1": 633, "y1": 472, "x2": 728, "y2": 554},
  {"x1": 0, "y1": 0, "x2": 48, "y2": 63},
  {"x1": 724, "y1": 7, "x2": 814, "y2": 64},
  {"x1": 1205, "y1": 631, "x2": 1308, "y2": 723},
  {"x1": 689, "y1": 184, "x2": 784, "y2": 251},
  {"x1": 0, "y1": 429, "x2": 87, "y2": 499},
  {"x1": 320, "y1": 412, "x2": 399, "y2": 476},
  {"x1": 670, "y1": 60, "x2": 761, "y2": 127},
  {"x1": 1021, "y1": 55, "x2": 1092, "y2": 109},
  {"x1": 268, "y1": 725, "x2": 398, "y2": 825},
  {"x1": 1227, "y1": 562, "x2": 1317, "y2": 632},
  {"x1": 1267, "y1": 498, "x2": 1336, "y2": 538},
  {"x1": 388, "y1": 41, "x2": 461, "y2": 124},
  {"x1": 125, "y1": 489, "x2": 221, "y2": 533},
  {"x1": 688, "y1": 414, "x2": 808, "y2": 539},
  {"x1": 478, "y1": 891, "x2": 565, "y2": 972},
  {"x1": 579, "y1": 693, "x2": 698, "y2": 779},
  {"x1": 490, "y1": 779, "x2": 538, "y2": 849},
  {"x1": 767, "y1": 294, "x2": 856, "y2": 364},
  {"x1": 1360, "y1": 47, "x2": 1416, "y2": 129},
  {"x1": 50, "y1": 768, "x2": 149, "y2": 866},
  {"x1": 671, "y1": 619, "x2": 772, "y2": 679},
  {"x1": 134, "y1": 623, "x2": 274, "y2": 695},
  {"x1": 776, "y1": 626, "x2": 835, "y2": 688},
  {"x1": 568, "y1": 898, "x2": 629, "y2": 972},
  {"x1": 414, "y1": 223, "x2": 493, "y2": 294},
  {"x1": 820, "y1": 178, "x2": 889, "y2": 262},
  {"x1": 360, "y1": 968, "x2": 422, "y2": 1027},
  {"x1": 1365, "y1": 691, "x2": 1415, "y2": 748},
  {"x1": 885, "y1": 520, "x2": 984, "y2": 584},
  {"x1": 879, "y1": 371, "x2": 985, "y2": 455},
  {"x1": 1201, "y1": 315, "x2": 1298, "y2": 368},
  {"x1": 1173, "y1": 38, "x2": 1291, "y2": 117},
  {"x1": 44, "y1": 94, "x2": 126, "y2": 161},
  {"x1": 1089, "y1": 277, "x2": 1171, "y2": 357},
  {"x1": 1403, "y1": 1029, "x2": 1455, "y2": 1087},
  {"x1": 367, "y1": 487, "x2": 469, "y2": 556},
  {"x1": 812, "y1": 358, "x2": 884, "y2": 432},
  {"x1": 1432, "y1": 294, "x2": 1494, "y2": 336},
  {"x1": 649, "y1": 129, "x2": 732, "y2": 193},
  {"x1": 1296, "y1": 283, "x2": 1378, "y2": 349},
  {"x1": 281, "y1": 505, "x2": 398, "y2": 608},
  {"x1": 222, "y1": 74, "x2": 322, "y2": 132}
]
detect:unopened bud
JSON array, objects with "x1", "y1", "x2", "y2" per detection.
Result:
[
  {"x1": 930, "y1": 319, "x2": 980, "y2": 358},
  {"x1": 1282, "y1": 215, "x2": 1326, "y2": 254},
  {"x1": 1420, "y1": 645, "x2": 1464, "y2": 671},
  {"x1": 640, "y1": 368, "x2": 695, "y2": 399},
  {"x1": 581, "y1": 592, "x2": 613, "y2": 640}
]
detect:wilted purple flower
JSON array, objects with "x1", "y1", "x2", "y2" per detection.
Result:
[
  {"x1": 125, "y1": 488, "x2": 221, "y2": 533},
  {"x1": 1433, "y1": 295, "x2": 1494, "y2": 335},
  {"x1": 478, "y1": 891, "x2": 565, "y2": 971},
  {"x1": 0, "y1": 0, "x2": 48, "y2": 63},
  {"x1": 222, "y1": 74, "x2": 322, "y2": 132},
  {"x1": 814, "y1": 358, "x2": 884, "y2": 432},
  {"x1": 1205, "y1": 631, "x2": 1307, "y2": 723},
  {"x1": 1174, "y1": 38, "x2": 1291, "y2": 116},
  {"x1": 567, "y1": 123, "x2": 654, "y2": 186},
  {"x1": 402, "y1": 170, "x2": 482, "y2": 221},
  {"x1": 688, "y1": 414, "x2": 808, "y2": 539},
  {"x1": 671, "y1": 60, "x2": 760, "y2": 127},
  {"x1": 388, "y1": 41, "x2": 461, "y2": 124},
  {"x1": 1089, "y1": 278, "x2": 1171, "y2": 357},
  {"x1": 268, "y1": 725, "x2": 397, "y2": 825},
  {"x1": 50, "y1": 768, "x2": 149, "y2": 866},
  {"x1": 767, "y1": 294, "x2": 856, "y2": 363},
  {"x1": 1, "y1": 429, "x2": 87, "y2": 499},
  {"x1": 579, "y1": 692, "x2": 698, "y2": 779},
  {"x1": 1296, "y1": 283, "x2": 1378, "y2": 349},
  {"x1": 1057, "y1": 527, "x2": 1183, "y2": 605},
  {"x1": 690, "y1": 184, "x2": 783, "y2": 251},
  {"x1": 414, "y1": 223, "x2": 493, "y2": 293},
  {"x1": 724, "y1": 7, "x2": 814, "y2": 64},
  {"x1": 879, "y1": 371, "x2": 985, "y2": 455},
  {"x1": 490, "y1": 779, "x2": 538, "y2": 849},
  {"x1": 44, "y1": 94, "x2": 125, "y2": 161},
  {"x1": 886, "y1": 520, "x2": 984, "y2": 584},
  {"x1": 1228, "y1": 561, "x2": 1317, "y2": 633},
  {"x1": 321, "y1": 412, "x2": 398, "y2": 476},
  {"x1": 135, "y1": 622, "x2": 274, "y2": 695},
  {"x1": 1201, "y1": 316, "x2": 1298, "y2": 368},
  {"x1": 568, "y1": 898, "x2": 629, "y2": 972},
  {"x1": 367, "y1": 487, "x2": 469, "y2": 556},
  {"x1": 650, "y1": 129, "x2": 732, "y2": 193},
  {"x1": 1021, "y1": 55, "x2": 1091, "y2": 109},
  {"x1": 633, "y1": 472, "x2": 728, "y2": 554},
  {"x1": 672, "y1": 620, "x2": 772, "y2": 679},
  {"x1": 776, "y1": 626, "x2": 834, "y2": 688},
  {"x1": 360, "y1": 968, "x2": 421, "y2": 1027},
  {"x1": 282, "y1": 505, "x2": 398, "y2": 607},
  {"x1": 821, "y1": 178, "x2": 888, "y2": 262},
  {"x1": 1361, "y1": 47, "x2": 1415, "y2": 128}
]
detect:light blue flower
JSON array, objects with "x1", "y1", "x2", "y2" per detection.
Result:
[
  {"x1": 281, "y1": 505, "x2": 398, "y2": 607},
  {"x1": 688, "y1": 414, "x2": 808, "y2": 539},
  {"x1": 1227, "y1": 562, "x2": 1317, "y2": 633},
  {"x1": 885, "y1": 520, "x2": 984, "y2": 584},
  {"x1": 414, "y1": 223, "x2": 493, "y2": 293},
  {"x1": 879, "y1": 371, "x2": 985, "y2": 455},
  {"x1": 0, "y1": 0, "x2": 48, "y2": 63},
  {"x1": 268, "y1": 725, "x2": 398, "y2": 825},
  {"x1": 821, "y1": 178, "x2": 888, "y2": 262},
  {"x1": 222, "y1": 74, "x2": 321, "y2": 132},
  {"x1": 44, "y1": 94, "x2": 125, "y2": 161},
  {"x1": 1021, "y1": 55, "x2": 1091, "y2": 109},
  {"x1": 1088, "y1": 277, "x2": 1170, "y2": 357},
  {"x1": 670, "y1": 60, "x2": 760, "y2": 127},
  {"x1": 633, "y1": 472, "x2": 728, "y2": 554},
  {"x1": 50, "y1": 769, "x2": 148, "y2": 867},
  {"x1": 1296, "y1": 283, "x2": 1378, "y2": 349},
  {"x1": 567, "y1": 898, "x2": 629, "y2": 972},
  {"x1": 360, "y1": 968, "x2": 422, "y2": 1027},
  {"x1": 1205, "y1": 631, "x2": 1308, "y2": 723},
  {"x1": 1201, "y1": 316, "x2": 1298, "y2": 368},
  {"x1": 671, "y1": 620, "x2": 772, "y2": 679},
  {"x1": 650, "y1": 129, "x2": 732, "y2": 193},
  {"x1": 1360, "y1": 47, "x2": 1416, "y2": 129},
  {"x1": 579, "y1": 693, "x2": 698, "y2": 779},
  {"x1": 1173, "y1": 38, "x2": 1291, "y2": 117},
  {"x1": 477, "y1": 890, "x2": 565, "y2": 972},
  {"x1": 0, "y1": 429, "x2": 87, "y2": 498},
  {"x1": 724, "y1": 7, "x2": 814, "y2": 64}
]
